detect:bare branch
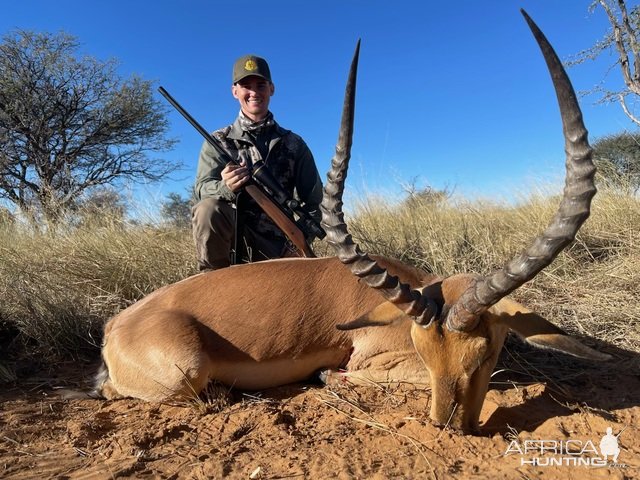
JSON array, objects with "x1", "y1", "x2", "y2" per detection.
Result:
[
  {"x1": 571, "y1": 1, "x2": 640, "y2": 125},
  {"x1": 617, "y1": 0, "x2": 640, "y2": 83},
  {"x1": 617, "y1": 92, "x2": 640, "y2": 125},
  {"x1": 599, "y1": 0, "x2": 636, "y2": 91},
  {"x1": 0, "y1": 30, "x2": 179, "y2": 225}
]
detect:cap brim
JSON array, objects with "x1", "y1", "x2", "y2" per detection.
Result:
[{"x1": 233, "y1": 73, "x2": 270, "y2": 84}]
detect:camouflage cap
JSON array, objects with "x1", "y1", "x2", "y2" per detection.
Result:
[{"x1": 232, "y1": 55, "x2": 272, "y2": 84}]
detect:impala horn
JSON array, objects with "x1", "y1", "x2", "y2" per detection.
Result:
[
  {"x1": 447, "y1": 10, "x2": 596, "y2": 331},
  {"x1": 320, "y1": 40, "x2": 440, "y2": 326}
]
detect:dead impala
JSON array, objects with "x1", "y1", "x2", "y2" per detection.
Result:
[{"x1": 95, "y1": 11, "x2": 610, "y2": 434}]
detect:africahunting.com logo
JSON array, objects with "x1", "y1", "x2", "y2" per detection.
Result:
[{"x1": 504, "y1": 426, "x2": 628, "y2": 467}]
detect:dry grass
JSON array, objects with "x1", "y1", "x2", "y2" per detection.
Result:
[
  {"x1": 0, "y1": 214, "x2": 195, "y2": 359},
  {"x1": 346, "y1": 187, "x2": 640, "y2": 357},
  {"x1": 0, "y1": 184, "x2": 637, "y2": 365}
]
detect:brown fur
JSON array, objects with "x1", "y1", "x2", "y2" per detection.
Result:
[{"x1": 98, "y1": 257, "x2": 608, "y2": 433}]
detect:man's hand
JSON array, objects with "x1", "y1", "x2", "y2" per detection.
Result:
[{"x1": 222, "y1": 161, "x2": 250, "y2": 192}]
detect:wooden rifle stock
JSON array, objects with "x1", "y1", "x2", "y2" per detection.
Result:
[
  {"x1": 158, "y1": 86, "x2": 315, "y2": 258},
  {"x1": 244, "y1": 184, "x2": 314, "y2": 257}
]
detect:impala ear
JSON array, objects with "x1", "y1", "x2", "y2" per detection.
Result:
[
  {"x1": 490, "y1": 298, "x2": 612, "y2": 361},
  {"x1": 337, "y1": 302, "x2": 405, "y2": 331}
]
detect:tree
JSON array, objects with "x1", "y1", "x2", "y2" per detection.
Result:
[
  {"x1": 0, "y1": 30, "x2": 178, "y2": 225},
  {"x1": 591, "y1": 131, "x2": 640, "y2": 192},
  {"x1": 160, "y1": 192, "x2": 192, "y2": 229},
  {"x1": 399, "y1": 176, "x2": 452, "y2": 210},
  {"x1": 73, "y1": 186, "x2": 127, "y2": 227},
  {"x1": 568, "y1": 1, "x2": 640, "y2": 126}
]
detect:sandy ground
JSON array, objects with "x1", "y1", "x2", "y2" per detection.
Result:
[{"x1": 1, "y1": 344, "x2": 639, "y2": 480}]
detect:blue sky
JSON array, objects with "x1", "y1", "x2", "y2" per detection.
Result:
[{"x1": 1, "y1": 1, "x2": 635, "y2": 207}]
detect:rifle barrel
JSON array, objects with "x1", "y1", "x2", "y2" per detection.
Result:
[{"x1": 158, "y1": 86, "x2": 230, "y2": 160}]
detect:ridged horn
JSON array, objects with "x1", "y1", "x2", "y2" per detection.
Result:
[
  {"x1": 447, "y1": 10, "x2": 596, "y2": 331},
  {"x1": 320, "y1": 40, "x2": 439, "y2": 325}
]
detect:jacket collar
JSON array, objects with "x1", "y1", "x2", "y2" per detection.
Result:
[{"x1": 227, "y1": 114, "x2": 289, "y2": 143}]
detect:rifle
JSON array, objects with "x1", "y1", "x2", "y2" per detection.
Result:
[{"x1": 158, "y1": 86, "x2": 325, "y2": 259}]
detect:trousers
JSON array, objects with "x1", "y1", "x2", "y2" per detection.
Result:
[{"x1": 191, "y1": 197, "x2": 287, "y2": 270}]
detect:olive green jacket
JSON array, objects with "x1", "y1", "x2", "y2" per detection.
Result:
[{"x1": 194, "y1": 115, "x2": 323, "y2": 238}]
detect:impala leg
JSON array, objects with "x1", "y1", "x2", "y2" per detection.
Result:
[
  {"x1": 319, "y1": 351, "x2": 430, "y2": 387},
  {"x1": 100, "y1": 311, "x2": 212, "y2": 402}
]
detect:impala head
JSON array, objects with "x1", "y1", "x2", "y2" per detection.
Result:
[{"x1": 322, "y1": 11, "x2": 611, "y2": 434}]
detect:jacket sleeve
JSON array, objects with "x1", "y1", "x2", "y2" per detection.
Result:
[
  {"x1": 294, "y1": 141, "x2": 323, "y2": 223},
  {"x1": 194, "y1": 138, "x2": 235, "y2": 202}
]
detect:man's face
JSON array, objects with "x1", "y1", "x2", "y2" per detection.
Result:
[{"x1": 232, "y1": 76, "x2": 275, "y2": 121}]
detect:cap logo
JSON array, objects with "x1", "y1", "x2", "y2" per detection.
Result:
[{"x1": 244, "y1": 59, "x2": 258, "y2": 71}]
